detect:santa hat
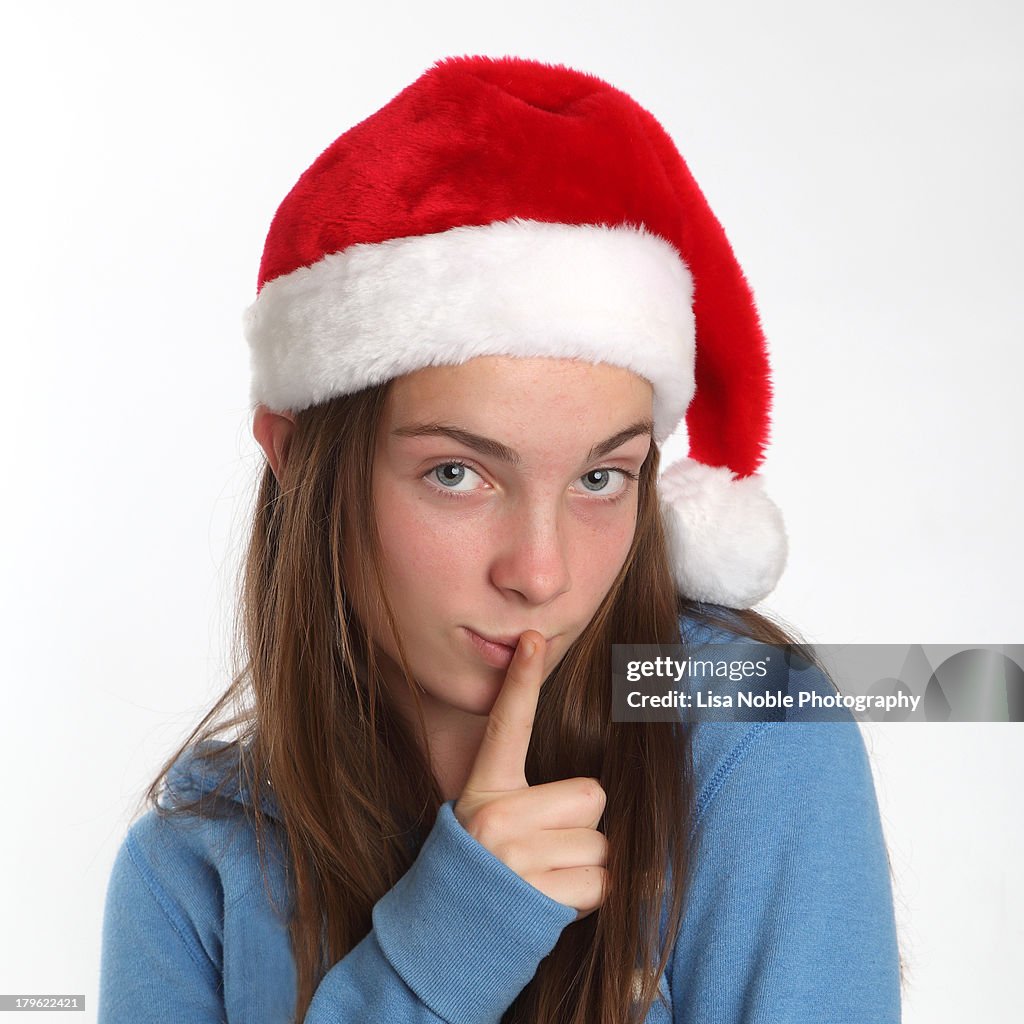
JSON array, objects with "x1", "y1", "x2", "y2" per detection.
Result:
[{"x1": 243, "y1": 55, "x2": 788, "y2": 609}]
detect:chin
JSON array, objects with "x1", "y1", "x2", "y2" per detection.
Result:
[{"x1": 433, "y1": 668, "x2": 504, "y2": 717}]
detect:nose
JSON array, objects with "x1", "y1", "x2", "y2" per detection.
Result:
[{"x1": 489, "y1": 500, "x2": 572, "y2": 605}]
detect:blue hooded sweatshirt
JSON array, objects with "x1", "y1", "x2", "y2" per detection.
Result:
[{"x1": 98, "y1": 616, "x2": 902, "y2": 1022}]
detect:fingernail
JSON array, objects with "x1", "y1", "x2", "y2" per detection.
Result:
[{"x1": 522, "y1": 638, "x2": 536, "y2": 659}]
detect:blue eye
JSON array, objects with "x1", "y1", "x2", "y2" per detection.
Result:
[
  {"x1": 429, "y1": 461, "x2": 480, "y2": 493},
  {"x1": 580, "y1": 468, "x2": 622, "y2": 495}
]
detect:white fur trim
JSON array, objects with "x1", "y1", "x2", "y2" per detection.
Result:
[
  {"x1": 658, "y1": 459, "x2": 788, "y2": 608},
  {"x1": 243, "y1": 218, "x2": 696, "y2": 444}
]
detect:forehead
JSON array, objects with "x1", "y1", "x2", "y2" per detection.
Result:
[{"x1": 385, "y1": 355, "x2": 654, "y2": 421}]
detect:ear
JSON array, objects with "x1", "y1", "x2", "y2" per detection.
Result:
[{"x1": 252, "y1": 404, "x2": 297, "y2": 482}]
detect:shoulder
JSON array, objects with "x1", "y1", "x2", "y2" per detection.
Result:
[
  {"x1": 668, "y1": 615, "x2": 901, "y2": 1019},
  {"x1": 676, "y1": 612, "x2": 875, "y2": 840},
  {"x1": 100, "y1": 745, "x2": 290, "y2": 1020},
  {"x1": 108, "y1": 743, "x2": 289, "y2": 934}
]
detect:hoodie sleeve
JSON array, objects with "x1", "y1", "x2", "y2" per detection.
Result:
[
  {"x1": 307, "y1": 800, "x2": 577, "y2": 1022},
  {"x1": 668, "y1": 715, "x2": 902, "y2": 1023},
  {"x1": 98, "y1": 799, "x2": 576, "y2": 1024}
]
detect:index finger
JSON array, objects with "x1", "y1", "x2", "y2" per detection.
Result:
[{"x1": 463, "y1": 630, "x2": 547, "y2": 794}]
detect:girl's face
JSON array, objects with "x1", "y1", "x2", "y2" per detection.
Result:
[{"x1": 360, "y1": 355, "x2": 654, "y2": 729}]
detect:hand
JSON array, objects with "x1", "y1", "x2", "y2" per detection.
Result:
[{"x1": 453, "y1": 631, "x2": 608, "y2": 921}]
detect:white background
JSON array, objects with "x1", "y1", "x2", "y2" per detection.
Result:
[{"x1": 2, "y1": 1, "x2": 1021, "y2": 1021}]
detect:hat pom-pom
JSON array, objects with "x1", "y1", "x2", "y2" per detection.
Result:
[{"x1": 658, "y1": 458, "x2": 788, "y2": 608}]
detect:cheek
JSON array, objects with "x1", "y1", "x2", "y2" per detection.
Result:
[
  {"x1": 374, "y1": 485, "x2": 481, "y2": 592},
  {"x1": 572, "y1": 513, "x2": 636, "y2": 587}
]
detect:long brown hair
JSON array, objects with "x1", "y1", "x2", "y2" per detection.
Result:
[{"x1": 141, "y1": 381, "x2": 844, "y2": 1023}]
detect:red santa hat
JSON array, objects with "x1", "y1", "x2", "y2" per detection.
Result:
[{"x1": 243, "y1": 54, "x2": 788, "y2": 609}]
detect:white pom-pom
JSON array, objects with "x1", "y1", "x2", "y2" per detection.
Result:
[{"x1": 658, "y1": 458, "x2": 788, "y2": 608}]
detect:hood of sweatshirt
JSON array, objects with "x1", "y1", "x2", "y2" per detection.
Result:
[{"x1": 164, "y1": 739, "x2": 282, "y2": 821}]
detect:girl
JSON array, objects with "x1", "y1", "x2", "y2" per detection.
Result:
[{"x1": 98, "y1": 55, "x2": 902, "y2": 1023}]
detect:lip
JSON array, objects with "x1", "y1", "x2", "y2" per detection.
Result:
[
  {"x1": 461, "y1": 627, "x2": 555, "y2": 670},
  {"x1": 463, "y1": 627, "x2": 517, "y2": 669}
]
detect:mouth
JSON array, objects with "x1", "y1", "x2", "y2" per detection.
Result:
[
  {"x1": 461, "y1": 627, "x2": 559, "y2": 670},
  {"x1": 462, "y1": 627, "x2": 518, "y2": 669}
]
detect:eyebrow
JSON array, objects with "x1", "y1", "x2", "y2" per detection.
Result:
[{"x1": 391, "y1": 418, "x2": 654, "y2": 466}]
